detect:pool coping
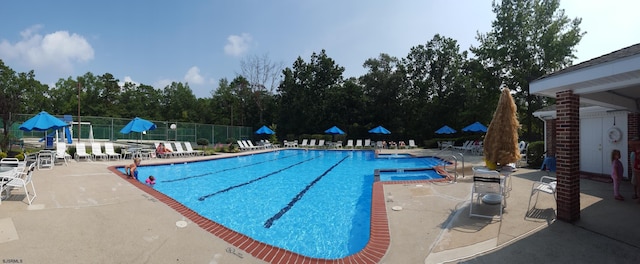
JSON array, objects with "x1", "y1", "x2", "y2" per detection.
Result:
[{"x1": 107, "y1": 150, "x2": 449, "y2": 263}]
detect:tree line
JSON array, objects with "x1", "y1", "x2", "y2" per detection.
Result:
[{"x1": 0, "y1": 0, "x2": 584, "y2": 149}]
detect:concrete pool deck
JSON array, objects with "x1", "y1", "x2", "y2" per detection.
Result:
[{"x1": 0, "y1": 147, "x2": 639, "y2": 263}]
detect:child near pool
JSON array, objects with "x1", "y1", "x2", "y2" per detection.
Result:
[{"x1": 145, "y1": 175, "x2": 156, "y2": 187}]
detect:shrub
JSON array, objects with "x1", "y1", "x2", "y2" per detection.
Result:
[
  {"x1": 14, "y1": 152, "x2": 24, "y2": 160},
  {"x1": 0, "y1": 152, "x2": 7, "y2": 159},
  {"x1": 197, "y1": 138, "x2": 210, "y2": 146},
  {"x1": 526, "y1": 141, "x2": 545, "y2": 167}
]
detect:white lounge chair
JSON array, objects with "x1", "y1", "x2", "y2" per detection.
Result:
[
  {"x1": 75, "y1": 143, "x2": 92, "y2": 161},
  {"x1": 237, "y1": 140, "x2": 249, "y2": 151},
  {"x1": 308, "y1": 139, "x2": 316, "y2": 148},
  {"x1": 246, "y1": 140, "x2": 264, "y2": 150},
  {"x1": 162, "y1": 142, "x2": 178, "y2": 157},
  {"x1": 408, "y1": 140, "x2": 417, "y2": 148},
  {"x1": 184, "y1": 142, "x2": 204, "y2": 156},
  {"x1": 364, "y1": 139, "x2": 371, "y2": 148},
  {"x1": 173, "y1": 142, "x2": 190, "y2": 156},
  {"x1": 104, "y1": 142, "x2": 121, "y2": 160},
  {"x1": 300, "y1": 139, "x2": 309, "y2": 148},
  {"x1": 355, "y1": 139, "x2": 363, "y2": 149},
  {"x1": 317, "y1": 139, "x2": 325, "y2": 148},
  {"x1": 55, "y1": 142, "x2": 72, "y2": 165},
  {"x1": 345, "y1": 139, "x2": 354, "y2": 149},
  {"x1": 91, "y1": 143, "x2": 108, "y2": 160}
]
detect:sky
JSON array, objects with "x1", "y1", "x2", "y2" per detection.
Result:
[{"x1": 1, "y1": 1, "x2": 639, "y2": 98}]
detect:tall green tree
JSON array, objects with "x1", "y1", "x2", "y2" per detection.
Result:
[
  {"x1": 0, "y1": 60, "x2": 48, "y2": 150},
  {"x1": 360, "y1": 53, "x2": 407, "y2": 136},
  {"x1": 403, "y1": 35, "x2": 470, "y2": 140},
  {"x1": 278, "y1": 50, "x2": 345, "y2": 136},
  {"x1": 162, "y1": 82, "x2": 198, "y2": 122},
  {"x1": 472, "y1": 0, "x2": 584, "y2": 140}
]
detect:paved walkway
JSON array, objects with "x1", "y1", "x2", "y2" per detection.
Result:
[{"x1": 0, "y1": 148, "x2": 639, "y2": 263}]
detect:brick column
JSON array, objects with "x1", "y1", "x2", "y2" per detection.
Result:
[
  {"x1": 545, "y1": 119, "x2": 556, "y2": 157},
  {"x1": 555, "y1": 90, "x2": 580, "y2": 222}
]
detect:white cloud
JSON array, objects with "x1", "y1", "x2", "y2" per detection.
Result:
[
  {"x1": 154, "y1": 79, "x2": 174, "y2": 89},
  {"x1": 224, "y1": 33, "x2": 252, "y2": 57},
  {"x1": 184, "y1": 66, "x2": 204, "y2": 84},
  {"x1": 0, "y1": 25, "x2": 94, "y2": 74},
  {"x1": 118, "y1": 76, "x2": 140, "y2": 87}
]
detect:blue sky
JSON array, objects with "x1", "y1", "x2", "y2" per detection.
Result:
[{"x1": 1, "y1": 1, "x2": 639, "y2": 98}]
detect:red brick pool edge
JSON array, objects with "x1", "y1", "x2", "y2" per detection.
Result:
[{"x1": 108, "y1": 166, "x2": 443, "y2": 263}]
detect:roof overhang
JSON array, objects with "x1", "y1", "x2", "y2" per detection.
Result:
[{"x1": 531, "y1": 53, "x2": 640, "y2": 112}]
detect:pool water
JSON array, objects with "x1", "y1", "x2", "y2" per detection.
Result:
[
  {"x1": 122, "y1": 150, "x2": 444, "y2": 259},
  {"x1": 378, "y1": 169, "x2": 443, "y2": 181}
]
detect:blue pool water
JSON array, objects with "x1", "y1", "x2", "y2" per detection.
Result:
[{"x1": 121, "y1": 150, "x2": 444, "y2": 259}]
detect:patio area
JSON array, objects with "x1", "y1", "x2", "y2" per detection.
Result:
[{"x1": 0, "y1": 148, "x2": 638, "y2": 263}]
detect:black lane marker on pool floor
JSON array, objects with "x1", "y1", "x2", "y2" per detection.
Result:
[
  {"x1": 197, "y1": 156, "x2": 318, "y2": 201},
  {"x1": 161, "y1": 153, "x2": 298, "y2": 183},
  {"x1": 263, "y1": 154, "x2": 350, "y2": 228}
]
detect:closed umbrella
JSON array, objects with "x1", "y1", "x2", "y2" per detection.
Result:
[
  {"x1": 435, "y1": 125, "x2": 457, "y2": 135},
  {"x1": 483, "y1": 88, "x2": 520, "y2": 169}
]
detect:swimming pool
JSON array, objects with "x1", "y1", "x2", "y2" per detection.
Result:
[{"x1": 120, "y1": 150, "x2": 445, "y2": 259}]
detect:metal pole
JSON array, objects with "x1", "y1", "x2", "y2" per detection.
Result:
[{"x1": 77, "y1": 82, "x2": 81, "y2": 143}]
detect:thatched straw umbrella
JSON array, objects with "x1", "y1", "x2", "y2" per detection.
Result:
[{"x1": 483, "y1": 87, "x2": 521, "y2": 169}]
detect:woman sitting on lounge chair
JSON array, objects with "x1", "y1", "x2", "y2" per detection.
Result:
[{"x1": 156, "y1": 143, "x2": 172, "y2": 157}]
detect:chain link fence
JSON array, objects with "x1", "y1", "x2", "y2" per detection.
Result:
[{"x1": 5, "y1": 114, "x2": 253, "y2": 146}]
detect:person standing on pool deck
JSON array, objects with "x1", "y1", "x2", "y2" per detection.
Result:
[
  {"x1": 125, "y1": 158, "x2": 142, "y2": 180},
  {"x1": 611, "y1": 149, "x2": 624, "y2": 201}
]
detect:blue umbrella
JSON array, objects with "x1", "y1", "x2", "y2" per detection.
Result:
[
  {"x1": 120, "y1": 117, "x2": 157, "y2": 134},
  {"x1": 324, "y1": 126, "x2": 345, "y2": 135},
  {"x1": 368, "y1": 125, "x2": 391, "y2": 134},
  {"x1": 19, "y1": 111, "x2": 69, "y2": 132},
  {"x1": 435, "y1": 125, "x2": 457, "y2": 134},
  {"x1": 255, "y1": 125, "x2": 275, "y2": 135},
  {"x1": 462, "y1": 122, "x2": 488, "y2": 133}
]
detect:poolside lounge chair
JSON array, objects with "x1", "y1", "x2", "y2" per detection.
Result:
[
  {"x1": 75, "y1": 143, "x2": 92, "y2": 161},
  {"x1": 237, "y1": 140, "x2": 249, "y2": 151},
  {"x1": 408, "y1": 139, "x2": 417, "y2": 148},
  {"x1": 164, "y1": 142, "x2": 179, "y2": 157},
  {"x1": 91, "y1": 143, "x2": 108, "y2": 161},
  {"x1": 317, "y1": 139, "x2": 325, "y2": 148},
  {"x1": 364, "y1": 139, "x2": 371, "y2": 148},
  {"x1": 55, "y1": 142, "x2": 72, "y2": 166},
  {"x1": 173, "y1": 142, "x2": 190, "y2": 156},
  {"x1": 470, "y1": 167, "x2": 504, "y2": 220},
  {"x1": 345, "y1": 139, "x2": 354, "y2": 149},
  {"x1": 245, "y1": 140, "x2": 262, "y2": 150},
  {"x1": 3, "y1": 163, "x2": 37, "y2": 205},
  {"x1": 308, "y1": 139, "x2": 316, "y2": 148},
  {"x1": 334, "y1": 141, "x2": 343, "y2": 148},
  {"x1": 300, "y1": 139, "x2": 308, "y2": 148},
  {"x1": 184, "y1": 142, "x2": 204, "y2": 156},
  {"x1": 104, "y1": 142, "x2": 121, "y2": 160},
  {"x1": 355, "y1": 139, "x2": 363, "y2": 149}
]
